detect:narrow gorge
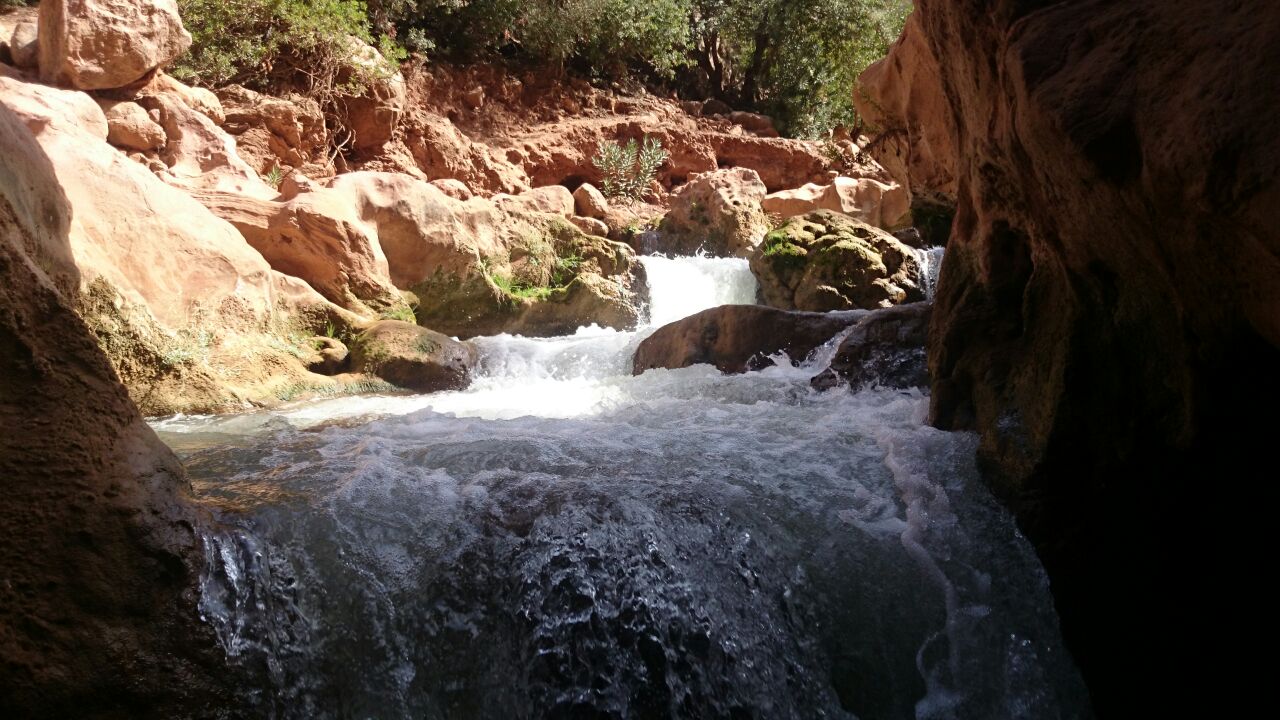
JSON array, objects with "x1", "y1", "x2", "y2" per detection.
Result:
[{"x1": 3, "y1": 1, "x2": 1275, "y2": 717}]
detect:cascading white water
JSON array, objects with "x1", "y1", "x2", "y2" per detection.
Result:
[
  {"x1": 157, "y1": 255, "x2": 761, "y2": 436},
  {"x1": 157, "y1": 252, "x2": 1088, "y2": 719},
  {"x1": 916, "y1": 246, "x2": 947, "y2": 301}
]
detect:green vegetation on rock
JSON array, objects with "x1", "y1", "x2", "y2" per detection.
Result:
[
  {"x1": 749, "y1": 210, "x2": 925, "y2": 312},
  {"x1": 761, "y1": 228, "x2": 808, "y2": 268}
]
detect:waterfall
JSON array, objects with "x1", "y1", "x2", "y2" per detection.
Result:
[
  {"x1": 916, "y1": 246, "x2": 947, "y2": 301},
  {"x1": 158, "y1": 252, "x2": 1087, "y2": 719}
]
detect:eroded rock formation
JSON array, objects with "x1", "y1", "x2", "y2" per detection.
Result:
[
  {"x1": 38, "y1": 0, "x2": 191, "y2": 90},
  {"x1": 0, "y1": 101, "x2": 236, "y2": 718},
  {"x1": 2, "y1": 67, "x2": 352, "y2": 415},
  {"x1": 657, "y1": 168, "x2": 770, "y2": 257},
  {"x1": 861, "y1": 0, "x2": 1280, "y2": 712}
]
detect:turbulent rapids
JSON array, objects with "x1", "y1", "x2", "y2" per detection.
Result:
[{"x1": 153, "y1": 255, "x2": 1088, "y2": 719}]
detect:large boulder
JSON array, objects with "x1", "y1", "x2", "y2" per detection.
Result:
[
  {"x1": 410, "y1": 213, "x2": 649, "y2": 339},
  {"x1": 728, "y1": 110, "x2": 779, "y2": 138},
  {"x1": 195, "y1": 187, "x2": 408, "y2": 316},
  {"x1": 573, "y1": 182, "x2": 609, "y2": 218},
  {"x1": 702, "y1": 135, "x2": 829, "y2": 193},
  {"x1": 657, "y1": 167, "x2": 770, "y2": 256},
  {"x1": 97, "y1": 98, "x2": 165, "y2": 151},
  {"x1": 809, "y1": 303, "x2": 930, "y2": 391},
  {"x1": 1, "y1": 6, "x2": 38, "y2": 69},
  {"x1": 494, "y1": 184, "x2": 574, "y2": 217},
  {"x1": 633, "y1": 305, "x2": 860, "y2": 375},
  {"x1": 750, "y1": 210, "x2": 925, "y2": 312},
  {"x1": 38, "y1": 0, "x2": 192, "y2": 90},
  {"x1": 349, "y1": 320, "x2": 477, "y2": 392},
  {"x1": 2, "y1": 69, "x2": 354, "y2": 415},
  {"x1": 760, "y1": 183, "x2": 826, "y2": 218},
  {"x1": 0, "y1": 101, "x2": 240, "y2": 717},
  {"x1": 763, "y1": 176, "x2": 911, "y2": 229},
  {"x1": 867, "y1": 0, "x2": 1280, "y2": 713}
]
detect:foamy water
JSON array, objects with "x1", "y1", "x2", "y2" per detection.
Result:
[{"x1": 155, "y1": 253, "x2": 1088, "y2": 719}]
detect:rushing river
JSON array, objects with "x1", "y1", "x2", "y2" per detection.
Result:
[{"x1": 153, "y1": 255, "x2": 1089, "y2": 719}]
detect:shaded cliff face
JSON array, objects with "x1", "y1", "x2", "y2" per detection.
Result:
[
  {"x1": 862, "y1": 0, "x2": 1280, "y2": 713},
  {"x1": 0, "y1": 105, "x2": 236, "y2": 717}
]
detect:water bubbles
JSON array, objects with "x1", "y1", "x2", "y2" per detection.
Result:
[{"x1": 167, "y1": 254, "x2": 1086, "y2": 718}]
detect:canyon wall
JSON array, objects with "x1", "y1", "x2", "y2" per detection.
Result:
[
  {"x1": 0, "y1": 104, "x2": 236, "y2": 717},
  {"x1": 860, "y1": 0, "x2": 1280, "y2": 713}
]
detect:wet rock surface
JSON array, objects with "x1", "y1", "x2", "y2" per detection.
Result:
[
  {"x1": 349, "y1": 320, "x2": 477, "y2": 392},
  {"x1": 633, "y1": 305, "x2": 860, "y2": 375},
  {"x1": 810, "y1": 303, "x2": 930, "y2": 392}
]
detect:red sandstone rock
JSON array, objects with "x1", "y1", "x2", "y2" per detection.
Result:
[
  {"x1": 38, "y1": 0, "x2": 191, "y2": 90},
  {"x1": 633, "y1": 305, "x2": 861, "y2": 375},
  {"x1": 658, "y1": 167, "x2": 770, "y2": 257},
  {"x1": 863, "y1": 1, "x2": 1280, "y2": 711}
]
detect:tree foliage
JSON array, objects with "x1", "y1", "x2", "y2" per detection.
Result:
[
  {"x1": 169, "y1": 0, "x2": 909, "y2": 139},
  {"x1": 384, "y1": 0, "x2": 909, "y2": 137},
  {"x1": 172, "y1": 0, "x2": 404, "y2": 99}
]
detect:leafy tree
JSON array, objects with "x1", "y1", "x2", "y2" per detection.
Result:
[
  {"x1": 172, "y1": 0, "x2": 404, "y2": 101},
  {"x1": 169, "y1": 0, "x2": 908, "y2": 140},
  {"x1": 685, "y1": 0, "x2": 910, "y2": 136},
  {"x1": 387, "y1": 0, "x2": 908, "y2": 137}
]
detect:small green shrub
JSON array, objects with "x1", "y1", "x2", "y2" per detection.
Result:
[
  {"x1": 264, "y1": 166, "x2": 284, "y2": 189},
  {"x1": 552, "y1": 252, "x2": 583, "y2": 286},
  {"x1": 381, "y1": 303, "x2": 418, "y2": 324},
  {"x1": 820, "y1": 136, "x2": 862, "y2": 172},
  {"x1": 489, "y1": 273, "x2": 558, "y2": 301},
  {"x1": 592, "y1": 136, "x2": 668, "y2": 202}
]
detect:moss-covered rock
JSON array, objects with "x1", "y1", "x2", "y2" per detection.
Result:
[
  {"x1": 413, "y1": 217, "x2": 648, "y2": 339},
  {"x1": 349, "y1": 320, "x2": 477, "y2": 392},
  {"x1": 749, "y1": 210, "x2": 925, "y2": 312}
]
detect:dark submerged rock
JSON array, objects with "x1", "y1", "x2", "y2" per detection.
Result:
[
  {"x1": 810, "y1": 303, "x2": 930, "y2": 391},
  {"x1": 633, "y1": 304, "x2": 861, "y2": 375}
]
